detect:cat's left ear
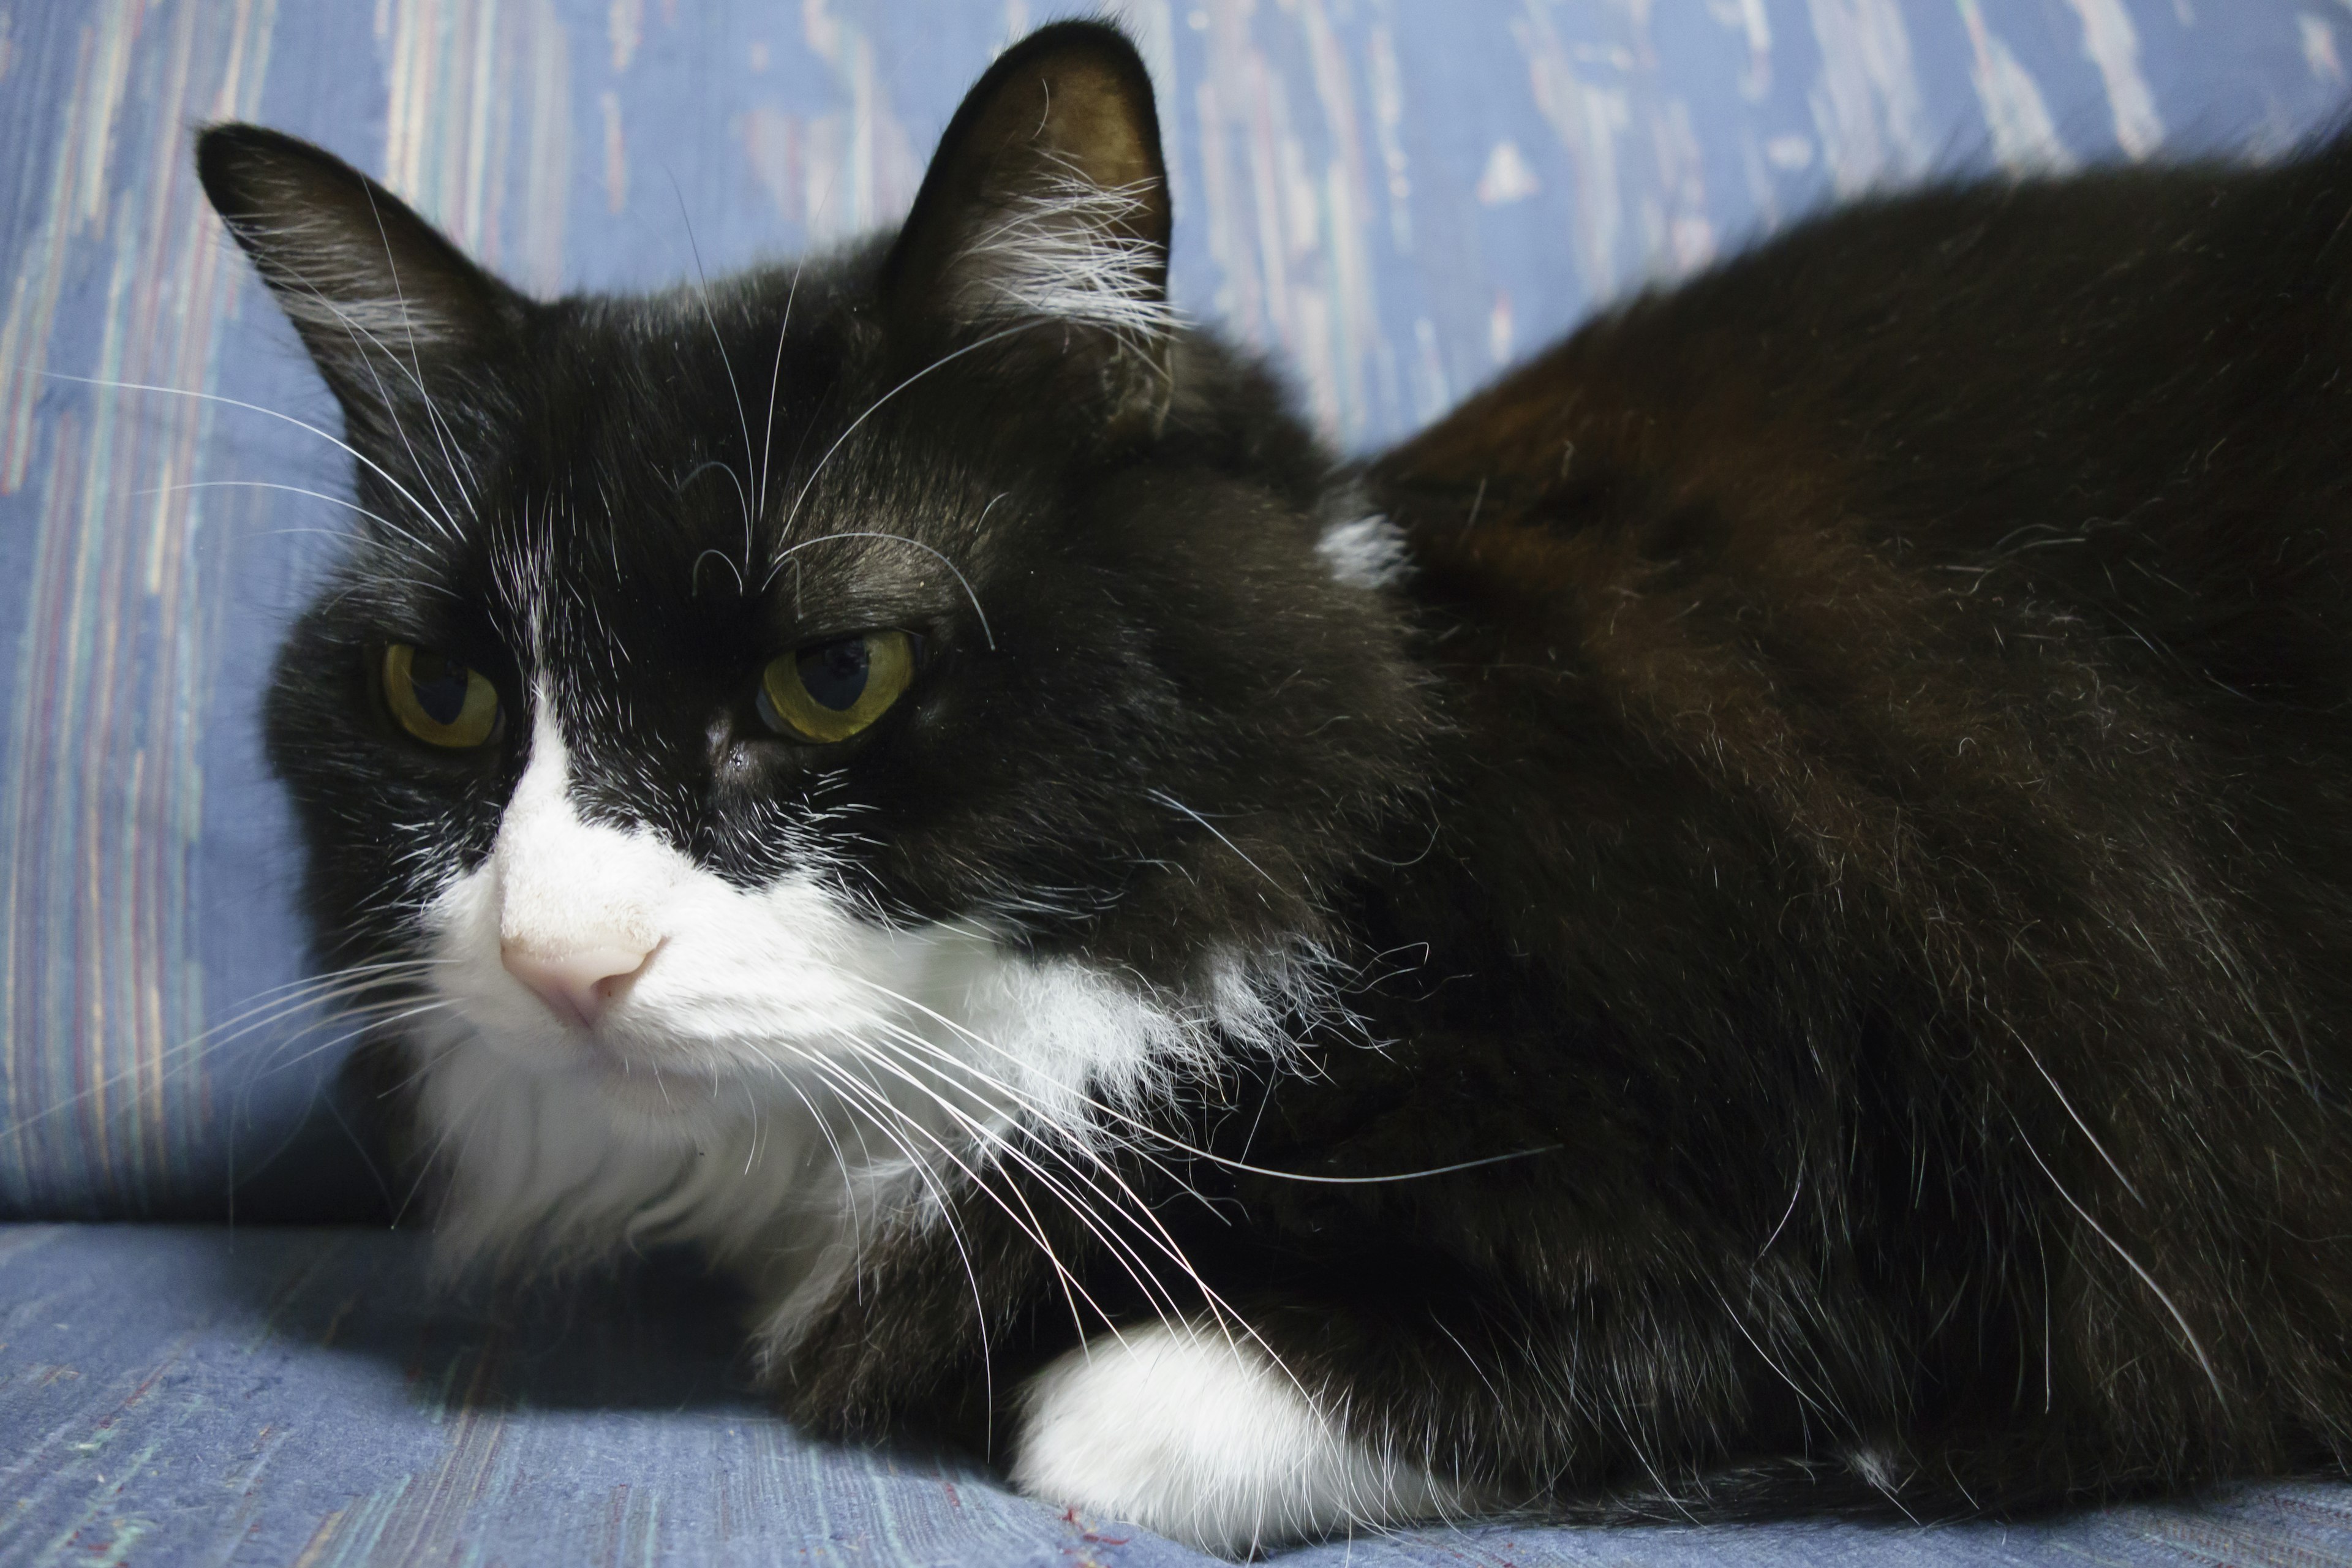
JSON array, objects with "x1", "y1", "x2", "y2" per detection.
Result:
[{"x1": 885, "y1": 22, "x2": 1173, "y2": 425}]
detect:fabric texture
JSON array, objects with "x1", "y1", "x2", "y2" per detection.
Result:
[
  {"x1": 6, "y1": 1221, "x2": 2352, "y2": 1567},
  {"x1": 2, "y1": 0, "x2": 2349, "y2": 1219}
]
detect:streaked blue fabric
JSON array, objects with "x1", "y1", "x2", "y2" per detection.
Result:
[
  {"x1": 0, "y1": 3, "x2": 2345, "y2": 1210},
  {"x1": 3, "y1": 1223, "x2": 2350, "y2": 1567}
]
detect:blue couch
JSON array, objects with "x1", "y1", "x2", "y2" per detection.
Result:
[{"x1": 5, "y1": 3, "x2": 2350, "y2": 1561}]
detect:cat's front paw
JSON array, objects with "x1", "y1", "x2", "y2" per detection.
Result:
[{"x1": 1009, "y1": 1319, "x2": 1460, "y2": 1557}]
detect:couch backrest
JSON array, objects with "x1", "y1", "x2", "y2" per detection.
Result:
[{"x1": 0, "y1": 0, "x2": 2334, "y2": 1220}]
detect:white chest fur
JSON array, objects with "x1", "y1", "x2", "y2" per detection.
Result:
[
  {"x1": 404, "y1": 698, "x2": 1295, "y2": 1291},
  {"x1": 394, "y1": 696, "x2": 1392, "y2": 1549}
]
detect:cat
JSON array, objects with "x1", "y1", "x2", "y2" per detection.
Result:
[{"x1": 196, "y1": 18, "x2": 2352, "y2": 1558}]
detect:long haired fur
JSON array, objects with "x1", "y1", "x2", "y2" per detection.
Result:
[{"x1": 198, "y1": 20, "x2": 2352, "y2": 1555}]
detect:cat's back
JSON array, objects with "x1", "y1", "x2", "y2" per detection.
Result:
[
  {"x1": 1352, "y1": 132, "x2": 2352, "y2": 1161},
  {"x1": 1372, "y1": 131, "x2": 2352, "y2": 756},
  {"x1": 1387, "y1": 135, "x2": 2352, "y2": 553}
]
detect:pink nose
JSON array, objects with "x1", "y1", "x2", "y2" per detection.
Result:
[{"x1": 500, "y1": 940, "x2": 655, "y2": 1030}]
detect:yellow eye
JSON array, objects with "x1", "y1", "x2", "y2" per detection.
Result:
[
  {"x1": 758, "y1": 630, "x2": 917, "y2": 742},
  {"x1": 381, "y1": 643, "x2": 502, "y2": 748}
]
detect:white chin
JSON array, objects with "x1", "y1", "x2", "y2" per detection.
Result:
[{"x1": 567, "y1": 1054, "x2": 733, "y2": 1140}]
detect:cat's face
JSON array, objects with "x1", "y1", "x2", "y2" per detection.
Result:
[{"x1": 202, "y1": 29, "x2": 1428, "y2": 1169}]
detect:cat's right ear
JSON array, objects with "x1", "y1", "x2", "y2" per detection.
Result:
[
  {"x1": 195, "y1": 124, "x2": 525, "y2": 429},
  {"x1": 884, "y1": 23, "x2": 1173, "y2": 427}
]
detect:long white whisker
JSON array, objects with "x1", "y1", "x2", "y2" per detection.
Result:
[
  {"x1": 771, "y1": 321, "x2": 1033, "y2": 547},
  {"x1": 775, "y1": 1053, "x2": 1001, "y2": 1436},
  {"x1": 358, "y1": 178, "x2": 483, "y2": 518},
  {"x1": 221, "y1": 233, "x2": 478, "y2": 541},
  {"x1": 853, "y1": 1009, "x2": 1226, "y2": 1289},
  {"x1": 854, "y1": 1005, "x2": 1208, "y2": 1201},
  {"x1": 754, "y1": 254, "x2": 806, "y2": 541},
  {"x1": 749, "y1": 1050, "x2": 991, "y2": 1381},
  {"x1": 244, "y1": 257, "x2": 475, "y2": 542},
  {"x1": 847, "y1": 1022, "x2": 1281, "y2": 1374},
  {"x1": 0, "y1": 962, "x2": 442, "y2": 1138},
  {"x1": 43, "y1": 374, "x2": 454, "y2": 551},
  {"x1": 777, "y1": 1044, "x2": 1120, "y2": 1347},
  {"x1": 280, "y1": 273, "x2": 472, "y2": 545},
  {"x1": 2019, "y1": 1131, "x2": 2224, "y2": 1402},
  {"x1": 393, "y1": 1050, "x2": 491, "y2": 1230},
  {"x1": 236, "y1": 997, "x2": 455, "y2": 1086},
  {"x1": 766, "y1": 531, "x2": 995, "y2": 650},
  {"x1": 1146, "y1": 789, "x2": 1286, "y2": 899},
  {"x1": 793, "y1": 1042, "x2": 1125, "y2": 1340},
  {"x1": 844, "y1": 971, "x2": 1561, "y2": 1188},
  {"x1": 135, "y1": 480, "x2": 409, "y2": 538},
  {"x1": 761, "y1": 1049, "x2": 875, "y2": 1254},
  {"x1": 829, "y1": 982, "x2": 1476, "y2": 1401},
  {"x1": 673, "y1": 181, "x2": 757, "y2": 561},
  {"x1": 341, "y1": 324, "x2": 470, "y2": 543},
  {"x1": 835, "y1": 1028, "x2": 1224, "y2": 1345}
]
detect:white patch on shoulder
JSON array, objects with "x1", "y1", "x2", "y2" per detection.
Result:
[
  {"x1": 1315, "y1": 513, "x2": 1410, "y2": 590},
  {"x1": 408, "y1": 690, "x2": 1317, "y2": 1316},
  {"x1": 1011, "y1": 1321, "x2": 1463, "y2": 1557}
]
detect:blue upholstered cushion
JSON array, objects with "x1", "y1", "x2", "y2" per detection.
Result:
[{"x1": 7, "y1": 1222, "x2": 2352, "y2": 1567}]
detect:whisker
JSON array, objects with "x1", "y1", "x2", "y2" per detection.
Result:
[
  {"x1": 0, "y1": 961, "x2": 442, "y2": 1139},
  {"x1": 775, "y1": 1044, "x2": 1120, "y2": 1347},
  {"x1": 257, "y1": 250, "x2": 477, "y2": 533},
  {"x1": 236, "y1": 997, "x2": 455, "y2": 1085},
  {"x1": 768, "y1": 531, "x2": 996, "y2": 650},
  {"x1": 260, "y1": 260, "x2": 476, "y2": 541},
  {"x1": 819, "y1": 1009, "x2": 1284, "y2": 1365},
  {"x1": 1145, "y1": 790, "x2": 1286, "y2": 899},
  {"x1": 846, "y1": 1030, "x2": 1207, "y2": 1339},
  {"x1": 317, "y1": 296, "x2": 470, "y2": 543},
  {"x1": 771, "y1": 321, "x2": 1033, "y2": 548},
  {"x1": 843, "y1": 970, "x2": 1560, "y2": 1188},
  {"x1": 766, "y1": 1052, "x2": 998, "y2": 1436},
  {"x1": 755, "y1": 253, "x2": 806, "y2": 539},
  {"x1": 135, "y1": 480, "x2": 408, "y2": 537},
  {"x1": 43, "y1": 373, "x2": 454, "y2": 552},
  {"x1": 358, "y1": 178, "x2": 484, "y2": 518},
  {"x1": 672, "y1": 178, "x2": 758, "y2": 562},
  {"x1": 393, "y1": 1050, "x2": 492, "y2": 1230},
  {"x1": 855, "y1": 1039, "x2": 1302, "y2": 1391}
]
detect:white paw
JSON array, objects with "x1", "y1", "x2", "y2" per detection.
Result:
[{"x1": 1009, "y1": 1320, "x2": 1459, "y2": 1557}]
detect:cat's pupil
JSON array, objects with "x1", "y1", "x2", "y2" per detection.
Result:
[
  {"x1": 799, "y1": 638, "x2": 870, "y2": 712},
  {"x1": 408, "y1": 651, "x2": 472, "y2": 726}
]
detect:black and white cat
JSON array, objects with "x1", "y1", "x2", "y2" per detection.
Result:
[{"x1": 200, "y1": 21, "x2": 2352, "y2": 1557}]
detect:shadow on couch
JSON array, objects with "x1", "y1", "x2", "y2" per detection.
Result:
[{"x1": 192, "y1": 1221, "x2": 772, "y2": 1416}]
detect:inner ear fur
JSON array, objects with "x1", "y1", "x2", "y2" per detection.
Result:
[
  {"x1": 886, "y1": 22, "x2": 1173, "y2": 374},
  {"x1": 195, "y1": 124, "x2": 524, "y2": 421}
]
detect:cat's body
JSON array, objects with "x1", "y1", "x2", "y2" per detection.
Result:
[{"x1": 200, "y1": 23, "x2": 2352, "y2": 1556}]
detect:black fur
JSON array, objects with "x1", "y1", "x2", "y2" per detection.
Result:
[{"x1": 203, "y1": 20, "x2": 2352, "y2": 1533}]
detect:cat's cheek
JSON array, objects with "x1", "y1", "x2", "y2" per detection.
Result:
[{"x1": 1008, "y1": 1322, "x2": 1464, "y2": 1555}]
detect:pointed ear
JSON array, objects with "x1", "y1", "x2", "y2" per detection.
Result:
[
  {"x1": 885, "y1": 23, "x2": 1172, "y2": 413},
  {"x1": 195, "y1": 124, "x2": 525, "y2": 427}
]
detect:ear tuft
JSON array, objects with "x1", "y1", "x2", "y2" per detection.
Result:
[
  {"x1": 953, "y1": 160, "x2": 1173, "y2": 339},
  {"x1": 889, "y1": 23, "x2": 1172, "y2": 348}
]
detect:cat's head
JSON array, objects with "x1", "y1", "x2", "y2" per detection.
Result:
[{"x1": 198, "y1": 24, "x2": 1429, "y2": 1171}]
